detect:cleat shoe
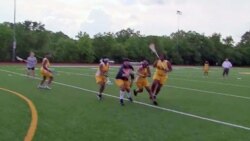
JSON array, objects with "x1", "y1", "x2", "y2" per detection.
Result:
[
  {"x1": 45, "y1": 86, "x2": 52, "y2": 90},
  {"x1": 106, "y1": 81, "x2": 113, "y2": 85},
  {"x1": 133, "y1": 89, "x2": 137, "y2": 96},
  {"x1": 120, "y1": 99, "x2": 124, "y2": 106},
  {"x1": 153, "y1": 101, "x2": 158, "y2": 106},
  {"x1": 37, "y1": 85, "x2": 44, "y2": 89},
  {"x1": 97, "y1": 94, "x2": 102, "y2": 100},
  {"x1": 128, "y1": 97, "x2": 133, "y2": 102}
]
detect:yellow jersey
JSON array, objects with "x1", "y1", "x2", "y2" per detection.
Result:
[
  {"x1": 96, "y1": 63, "x2": 109, "y2": 76},
  {"x1": 204, "y1": 63, "x2": 209, "y2": 71},
  {"x1": 136, "y1": 66, "x2": 150, "y2": 81},
  {"x1": 138, "y1": 67, "x2": 149, "y2": 78},
  {"x1": 41, "y1": 58, "x2": 50, "y2": 71},
  {"x1": 155, "y1": 60, "x2": 169, "y2": 76}
]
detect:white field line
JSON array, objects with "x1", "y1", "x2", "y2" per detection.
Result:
[
  {"x1": 169, "y1": 70, "x2": 250, "y2": 80},
  {"x1": 56, "y1": 70, "x2": 250, "y2": 101},
  {"x1": 168, "y1": 77, "x2": 250, "y2": 88},
  {"x1": 53, "y1": 65, "x2": 121, "y2": 68},
  {"x1": 1, "y1": 69, "x2": 250, "y2": 131},
  {"x1": 57, "y1": 71, "x2": 94, "y2": 77},
  {"x1": 166, "y1": 85, "x2": 250, "y2": 100}
]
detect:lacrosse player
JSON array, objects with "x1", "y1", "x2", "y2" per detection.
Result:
[
  {"x1": 151, "y1": 54, "x2": 172, "y2": 100},
  {"x1": 38, "y1": 53, "x2": 53, "y2": 89},
  {"x1": 115, "y1": 59, "x2": 135, "y2": 106},
  {"x1": 95, "y1": 58, "x2": 110, "y2": 100}
]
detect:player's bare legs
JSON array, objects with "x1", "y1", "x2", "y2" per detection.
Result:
[
  {"x1": 47, "y1": 76, "x2": 53, "y2": 88},
  {"x1": 155, "y1": 84, "x2": 162, "y2": 96},
  {"x1": 38, "y1": 76, "x2": 46, "y2": 88},
  {"x1": 26, "y1": 69, "x2": 30, "y2": 77},
  {"x1": 133, "y1": 88, "x2": 143, "y2": 96},
  {"x1": 151, "y1": 80, "x2": 160, "y2": 97},
  {"x1": 145, "y1": 86, "x2": 158, "y2": 105},
  {"x1": 119, "y1": 86, "x2": 126, "y2": 106},
  {"x1": 97, "y1": 82, "x2": 105, "y2": 100},
  {"x1": 125, "y1": 88, "x2": 133, "y2": 102},
  {"x1": 31, "y1": 69, "x2": 35, "y2": 78}
]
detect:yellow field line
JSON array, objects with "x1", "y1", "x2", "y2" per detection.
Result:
[{"x1": 0, "y1": 87, "x2": 38, "y2": 141}]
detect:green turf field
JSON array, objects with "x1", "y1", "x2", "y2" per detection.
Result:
[{"x1": 0, "y1": 65, "x2": 250, "y2": 141}]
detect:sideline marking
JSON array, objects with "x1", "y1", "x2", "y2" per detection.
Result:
[
  {"x1": 1, "y1": 69, "x2": 250, "y2": 131},
  {"x1": 0, "y1": 87, "x2": 38, "y2": 141}
]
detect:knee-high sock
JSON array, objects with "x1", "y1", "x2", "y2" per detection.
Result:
[
  {"x1": 126, "y1": 92, "x2": 132, "y2": 98},
  {"x1": 120, "y1": 90, "x2": 125, "y2": 100}
]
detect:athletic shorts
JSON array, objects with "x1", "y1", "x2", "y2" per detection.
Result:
[
  {"x1": 40, "y1": 69, "x2": 53, "y2": 78},
  {"x1": 27, "y1": 67, "x2": 35, "y2": 70},
  {"x1": 223, "y1": 68, "x2": 229, "y2": 75},
  {"x1": 115, "y1": 79, "x2": 130, "y2": 89},
  {"x1": 153, "y1": 74, "x2": 167, "y2": 85},
  {"x1": 136, "y1": 78, "x2": 150, "y2": 89},
  {"x1": 96, "y1": 75, "x2": 107, "y2": 84},
  {"x1": 204, "y1": 69, "x2": 208, "y2": 73}
]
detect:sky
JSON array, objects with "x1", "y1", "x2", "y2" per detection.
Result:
[{"x1": 1, "y1": 0, "x2": 250, "y2": 43}]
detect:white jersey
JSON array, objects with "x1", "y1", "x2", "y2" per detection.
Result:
[
  {"x1": 26, "y1": 56, "x2": 37, "y2": 68},
  {"x1": 222, "y1": 61, "x2": 232, "y2": 69}
]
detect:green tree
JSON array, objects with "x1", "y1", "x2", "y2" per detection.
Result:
[
  {"x1": 77, "y1": 32, "x2": 95, "y2": 63},
  {"x1": 93, "y1": 32, "x2": 116, "y2": 60},
  {"x1": 0, "y1": 23, "x2": 13, "y2": 61}
]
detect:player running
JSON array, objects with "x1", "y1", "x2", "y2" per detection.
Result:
[
  {"x1": 151, "y1": 54, "x2": 172, "y2": 100},
  {"x1": 133, "y1": 60, "x2": 158, "y2": 105},
  {"x1": 115, "y1": 59, "x2": 135, "y2": 106},
  {"x1": 38, "y1": 53, "x2": 53, "y2": 89},
  {"x1": 95, "y1": 58, "x2": 110, "y2": 100},
  {"x1": 203, "y1": 61, "x2": 209, "y2": 77}
]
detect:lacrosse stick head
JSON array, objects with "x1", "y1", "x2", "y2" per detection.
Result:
[
  {"x1": 16, "y1": 56, "x2": 24, "y2": 61},
  {"x1": 149, "y1": 43, "x2": 156, "y2": 53},
  {"x1": 149, "y1": 43, "x2": 160, "y2": 58},
  {"x1": 108, "y1": 60, "x2": 115, "y2": 63}
]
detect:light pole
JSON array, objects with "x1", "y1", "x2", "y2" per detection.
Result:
[
  {"x1": 176, "y1": 10, "x2": 182, "y2": 48},
  {"x1": 12, "y1": 0, "x2": 16, "y2": 62}
]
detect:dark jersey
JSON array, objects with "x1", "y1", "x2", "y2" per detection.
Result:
[{"x1": 115, "y1": 64, "x2": 135, "y2": 80}]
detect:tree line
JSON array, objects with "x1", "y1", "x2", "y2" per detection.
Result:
[{"x1": 0, "y1": 21, "x2": 250, "y2": 66}]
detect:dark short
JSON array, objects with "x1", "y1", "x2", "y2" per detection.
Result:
[
  {"x1": 27, "y1": 67, "x2": 35, "y2": 70},
  {"x1": 223, "y1": 68, "x2": 229, "y2": 76}
]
